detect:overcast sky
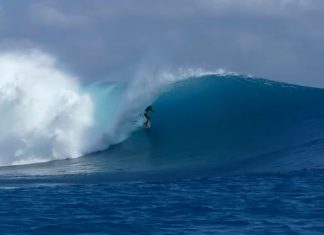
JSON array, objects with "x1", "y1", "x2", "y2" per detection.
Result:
[{"x1": 0, "y1": 0, "x2": 323, "y2": 87}]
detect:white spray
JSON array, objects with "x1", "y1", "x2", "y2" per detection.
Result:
[{"x1": 0, "y1": 51, "x2": 94, "y2": 165}]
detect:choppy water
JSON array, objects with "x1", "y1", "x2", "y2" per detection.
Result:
[{"x1": 1, "y1": 170, "x2": 324, "y2": 235}]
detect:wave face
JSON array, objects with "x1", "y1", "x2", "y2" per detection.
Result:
[{"x1": 108, "y1": 75, "x2": 324, "y2": 172}]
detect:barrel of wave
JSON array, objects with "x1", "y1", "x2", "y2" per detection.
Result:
[{"x1": 114, "y1": 75, "x2": 324, "y2": 169}]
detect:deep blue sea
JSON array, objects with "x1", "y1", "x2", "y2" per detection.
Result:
[
  {"x1": 1, "y1": 170, "x2": 324, "y2": 234},
  {"x1": 1, "y1": 75, "x2": 324, "y2": 234}
]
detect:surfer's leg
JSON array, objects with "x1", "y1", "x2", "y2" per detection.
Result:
[{"x1": 144, "y1": 113, "x2": 150, "y2": 127}]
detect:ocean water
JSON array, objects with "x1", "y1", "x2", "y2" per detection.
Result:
[
  {"x1": 0, "y1": 170, "x2": 324, "y2": 235},
  {"x1": 1, "y1": 64, "x2": 324, "y2": 234}
]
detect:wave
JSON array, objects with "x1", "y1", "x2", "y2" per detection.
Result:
[
  {"x1": 0, "y1": 50, "x2": 225, "y2": 166},
  {"x1": 107, "y1": 74, "x2": 324, "y2": 172},
  {"x1": 1, "y1": 50, "x2": 324, "y2": 173}
]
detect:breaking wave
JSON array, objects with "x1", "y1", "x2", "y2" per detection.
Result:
[
  {"x1": 1, "y1": 50, "x2": 324, "y2": 173},
  {"x1": 0, "y1": 51, "x2": 222, "y2": 166}
]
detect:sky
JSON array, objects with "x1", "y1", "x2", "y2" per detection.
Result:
[{"x1": 0, "y1": 0, "x2": 323, "y2": 87}]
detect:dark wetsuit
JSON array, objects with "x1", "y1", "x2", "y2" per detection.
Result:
[{"x1": 144, "y1": 105, "x2": 154, "y2": 126}]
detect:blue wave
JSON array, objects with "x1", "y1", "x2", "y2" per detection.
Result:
[
  {"x1": 2, "y1": 74, "x2": 324, "y2": 182},
  {"x1": 108, "y1": 75, "x2": 324, "y2": 171}
]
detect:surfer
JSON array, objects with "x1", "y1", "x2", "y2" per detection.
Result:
[{"x1": 144, "y1": 105, "x2": 154, "y2": 128}]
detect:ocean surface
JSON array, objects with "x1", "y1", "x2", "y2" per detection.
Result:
[{"x1": 1, "y1": 74, "x2": 324, "y2": 234}]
